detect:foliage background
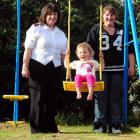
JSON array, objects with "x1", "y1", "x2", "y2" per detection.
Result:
[{"x1": 0, "y1": 0, "x2": 140, "y2": 124}]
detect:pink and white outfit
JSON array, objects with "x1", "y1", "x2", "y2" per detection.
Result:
[{"x1": 69, "y1": 60, "x2": 99, "y2": 88}]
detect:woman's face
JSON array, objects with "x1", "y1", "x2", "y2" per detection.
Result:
[
  {"x1": 46, "y1": 12, "x2": 58, "y2": 28},
  {"x1": 103, "y1": 10, "x2": 116, "y2": 27}
]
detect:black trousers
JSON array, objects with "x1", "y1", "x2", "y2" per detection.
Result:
[{"x1": 28, "y1": 59, "x2": 63, "y2": 132}]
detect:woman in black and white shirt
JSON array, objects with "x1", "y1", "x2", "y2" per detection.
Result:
[
  {"x1": 87, "y1": 4, "x2": 135, "y2": 134},
  {"x1": 22, "y1": 3, "x2": 67, "y2": 134}
]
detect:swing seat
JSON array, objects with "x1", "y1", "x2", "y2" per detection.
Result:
[
  {"x1": 63, "y1": 81, "x2": 104, "y2": 92},
  {"x1": 3, "y1": 121, "x2": 26, "y2": 126},
  {"x1": 3, "y1": 95, "x2": 29, "y2": 101}
]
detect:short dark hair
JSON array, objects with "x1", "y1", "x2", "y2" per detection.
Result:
[
  {"x1": 103, "y1": 4, "x2": 118, "y2": 18},
  {"x1": 38, "y1": 3, "x2": 60, "y2": 25}
]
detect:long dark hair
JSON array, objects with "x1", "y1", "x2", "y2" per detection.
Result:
[{"x1": 38, "y1": 2, "x2": 60, "y2": 25}]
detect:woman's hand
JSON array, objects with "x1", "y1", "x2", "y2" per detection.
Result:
[
  {"x1": 64, "y1": 49, "x2": 70, "y2": 68},
  {"x1": 65, "y1": 49, "x2": 70, "y2": 56},
  {"x1": 128, "y1": 54, "x2": 135, "y2": 77},
  {"x1": 21, "y1": 66, "x2": 30, "y2": 78},
  {"x1": 21, "y1": 48, "x2": 32, "y2": 78},
  {"x1": 128, "y1": 65, "x2": 135, "y2": 77},
  {"x1": 99, "y1": 53, "x2": 105, "y2": 70}
]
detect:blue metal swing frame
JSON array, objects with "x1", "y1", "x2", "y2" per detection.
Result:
[
  {"x1": 123, "y1": 0, "x2": 140, "y2": 125},
  {"x1": 13, "y1": 0, "x2": 21, "y2": 122}
]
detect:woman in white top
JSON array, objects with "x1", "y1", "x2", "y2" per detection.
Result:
[{"x1": 22, "y1": 3, "x2": 67, "y2": 134}]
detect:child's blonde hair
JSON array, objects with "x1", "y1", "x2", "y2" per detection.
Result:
[{"x1": 76, "y1": 42, "x2": 94, "y2": 58}]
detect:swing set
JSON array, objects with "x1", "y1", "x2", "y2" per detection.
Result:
[
  {"x1": 63, "y1": 0, "x2": 140, "y2": 125},
  {"x1": 2, "y1": 0, "x2": 140, "y2": 125}
]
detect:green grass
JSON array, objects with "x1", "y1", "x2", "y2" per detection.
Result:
[{"x1": 0, "y1": 123, "x2": 140, "y2": 140}]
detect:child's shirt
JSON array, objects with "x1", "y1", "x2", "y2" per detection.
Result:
[{"x1": 69, "y1": 60, "x2": 99, "y2": 76}]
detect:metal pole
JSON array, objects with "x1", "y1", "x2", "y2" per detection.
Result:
[
  {"x1": 127, "y1": 0, "x2": 140, "y2": 78},
  {"x1": 13, "y1": 0, "x2": 20, "y2": 122},
  {"x1": 123, "y1": 0, "x2": 129, "y2": 125}
]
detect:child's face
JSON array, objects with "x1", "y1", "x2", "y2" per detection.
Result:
[{"x1": 77, "y1": 47, "x2": 91, "y2": 61}]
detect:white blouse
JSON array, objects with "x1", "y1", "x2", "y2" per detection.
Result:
[{"x1": 24, "y1": 23, "x2": 67, "y2": 67}]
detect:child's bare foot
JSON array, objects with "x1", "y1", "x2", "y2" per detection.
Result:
[
  {"x1": 87, "y1": 93, "x2": 93, "y2": 101},
  {"x1": 77, "y1": 94, "x2": 82, "y2": 100}
]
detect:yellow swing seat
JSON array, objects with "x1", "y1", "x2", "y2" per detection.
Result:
[
  {"x1": 3, "y1": 95, "x2": 29, "y2": 101},
  {"x1": 2, "y1": 95, "x2": 29, "y2": 125},
  {"x1": 1, "y1": 121, "x2": 26, "y2": 126},
  {"x1": 63, "y1": 81, "x2": 104, "y2": 92}
]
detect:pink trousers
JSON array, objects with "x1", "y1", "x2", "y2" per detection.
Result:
[{"x1": 74, "y1": 74, "x2": 96, "y2": 87}]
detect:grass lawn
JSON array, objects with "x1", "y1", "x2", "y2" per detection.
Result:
[{"x1": 0, "y1": 123, "x2": 140, "y2": 140}]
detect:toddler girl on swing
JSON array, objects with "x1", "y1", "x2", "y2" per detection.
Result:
[{"x1": 65, "y1": 42, "x2": 104, "y2": 101}]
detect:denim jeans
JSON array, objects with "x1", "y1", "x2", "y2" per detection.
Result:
[{"x1": 94, "y1": 72, "x2": 123, "y2": 124}]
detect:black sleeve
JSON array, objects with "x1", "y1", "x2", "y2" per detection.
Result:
[
  {"x1": 128, "y1": 34, "x2": 135, "y2": 54},
  {"x1": 128, "y1": 45, "x2": 134, "y2": 54}
]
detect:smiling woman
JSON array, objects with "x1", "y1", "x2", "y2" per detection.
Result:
[
  {"x1": 21, "y1": 2, "x2": 67, "y2": 134},
  {"x1": 87, "y1": 4, "x2": 135, "y2": 134}
]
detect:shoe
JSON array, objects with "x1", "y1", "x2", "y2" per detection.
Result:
[
  {"x1": 111, "y1": 123, "x2": 122, "y2": 134},
  {"x1": 31, "y1": 128, "x2": 59, "y2": 134},
  {"x1": 30, "y1": 128, "x2": 39, "y2": 134},
  {"x1": 48, "y1": 128, "x2": 59, "y2": 133},
  {"x1": 93, "y1": 122, "x2": 107, "y2": 133}
]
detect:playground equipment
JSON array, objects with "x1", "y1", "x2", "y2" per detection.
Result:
[
  {"x1": 64, "y1": 0, "x2": 140, "y2": 125},
  {"x1": 1, "y1": 0, "x2": 140, "y2": 126},
  {"x1": 123, "y1": 0, "x2": 140, "y2": 125},
  {"x1": 2, "y1": 0, "x2": 29, "y2": 125},
  {"x1": 63, "y1": 0, "x2": 104, "y2": 92}
]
